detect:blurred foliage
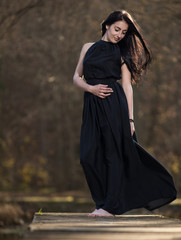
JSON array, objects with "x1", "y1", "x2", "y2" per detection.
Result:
[
  {"x1": 0, "y1": 0, "x2": 180, "y2": 194},
  {"x1": 0, "y1": 203, "x2": 24, "y2": 226}
]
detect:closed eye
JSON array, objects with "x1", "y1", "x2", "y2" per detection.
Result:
[{"x1": 115, "y1": 27, "x2": 127, "y2": 34}]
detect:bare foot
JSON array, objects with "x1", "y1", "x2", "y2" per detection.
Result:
[
  {"x1": 88, "y1": 209, "x2": 98, "y2": 217},
  {"x1": 93, "y1": 208, "x2": 115, "y2": 217}
]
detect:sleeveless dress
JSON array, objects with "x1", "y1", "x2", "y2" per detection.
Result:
[{"x1": 80, "y1": 39, "x2": 177, "y2": 215}]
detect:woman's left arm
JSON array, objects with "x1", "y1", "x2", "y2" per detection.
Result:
[{"x1": 121, "y1": 61, "x2": 135, "y2": 136}]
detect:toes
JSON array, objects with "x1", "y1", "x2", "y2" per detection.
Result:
[
  {"x1": 94, "y1": 214, "x2": 114, "y2": 217},
  {"x1": 87, "y1": 208, "x2": 115, "y2": 217},
  {"x1": 93, "y1": 209, "x2": 115, "y2": 217},
  {"x1": 88, "y1": 213, "x2": 96, "y2": 217}
]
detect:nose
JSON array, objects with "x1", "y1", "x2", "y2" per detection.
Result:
[{"x1": 118, "y1": 31, "x2": 124, "y2": 39}]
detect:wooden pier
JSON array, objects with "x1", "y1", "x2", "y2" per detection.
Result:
[{"x1": 23, "y1": 212, "x2": 181, "y2": 240}]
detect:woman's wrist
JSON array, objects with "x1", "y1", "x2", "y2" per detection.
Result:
[
  {"x1": 129, "y1": 118, "x2": 134, "y2": 123},
  {"x1": 87, "y1": 84, "x2": 93, "y2": 93}
]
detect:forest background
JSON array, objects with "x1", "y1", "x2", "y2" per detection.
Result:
[{"x1": 0, "y1": 0, "x2": 180, "y2": 197}]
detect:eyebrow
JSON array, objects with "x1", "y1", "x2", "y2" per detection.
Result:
[{"x1": 115, "y1": 26, "x2": 128, "y2": 31}]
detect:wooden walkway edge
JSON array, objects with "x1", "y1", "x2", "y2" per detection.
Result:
[{"x1": 23, "y1": 212, "x2": 181, "y2": 240}]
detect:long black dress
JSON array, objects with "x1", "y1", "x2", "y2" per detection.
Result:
[{"x1": 80, "y1": 39, "x2": 177, "y2": 215}]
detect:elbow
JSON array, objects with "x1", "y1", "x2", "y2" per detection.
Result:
[
  {"x1": 73, "y1": 74, "x2": 83, "y2": 86},
  {"x1": 122, "y1": 83, "x2": 133, "y2": 95},
  {"x1": 122, "y1": 82, "x2": 132, "y2": 90}
]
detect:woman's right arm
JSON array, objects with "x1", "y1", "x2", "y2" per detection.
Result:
[
  {"x1": 73, "y1": 43, "x2": 113, "y2": 98},
  {"x1": 73, "y1": 43, "x2": 93, "y2": 92}
]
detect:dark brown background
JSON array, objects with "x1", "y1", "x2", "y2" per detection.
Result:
[{"x1": 0, "y1": 0, "x2": 180, "y2": 195}]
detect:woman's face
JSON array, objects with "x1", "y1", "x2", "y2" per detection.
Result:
[{"x1": 104, "y1": 20, "x2": 128, "y2": 43}]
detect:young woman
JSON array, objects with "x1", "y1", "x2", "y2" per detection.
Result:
[{"x1": 73, "y1": 10, "x2": 177, "y2": 217}]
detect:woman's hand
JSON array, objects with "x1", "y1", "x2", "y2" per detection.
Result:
[
  {"x1": 89, "y1": 84, "x2": 113, "y2": 98},
  {"x1": 130, "y1": 122, "x2": 135, "y2": 136}
]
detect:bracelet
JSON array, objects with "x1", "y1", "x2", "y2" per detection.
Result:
[{"x1": 129, "y1": 118, "x2": 134, "y2": 123}]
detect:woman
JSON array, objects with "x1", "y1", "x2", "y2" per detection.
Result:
[{"x1": 73, "y1": 10, "x2": 177, "y2": 217}]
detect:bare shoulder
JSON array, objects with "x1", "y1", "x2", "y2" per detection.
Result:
[
  {"x1": 81, "y1": 42, "x2": 95, "y2": 55},
  {"x1": 84, "y1": 42, "x2": 95, "y2": 48}
]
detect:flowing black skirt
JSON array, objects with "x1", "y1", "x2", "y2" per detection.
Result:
[{"x1": 80, "y1": 78, "x2": 177, "y2": 215}]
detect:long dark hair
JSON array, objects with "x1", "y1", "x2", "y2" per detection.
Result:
[{"x1": 101, "y1": 10, "x2": 152, "y2": 85}]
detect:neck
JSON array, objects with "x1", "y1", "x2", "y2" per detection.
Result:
[{"x1": 101, "y1": 34, "x2": 109, "y2": 42}]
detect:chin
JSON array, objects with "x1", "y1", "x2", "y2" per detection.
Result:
[{"x1": 113, "y1": 40, "x2": 118, "y2": 44}]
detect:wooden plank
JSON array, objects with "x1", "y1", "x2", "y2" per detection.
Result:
[{"x1": 23, "y1": 212, "x2": 181, "y2": 240}]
